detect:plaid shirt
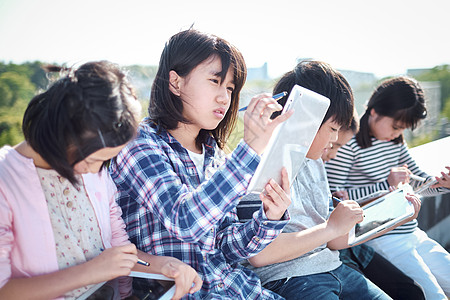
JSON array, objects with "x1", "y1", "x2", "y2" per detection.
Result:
[{"x1": 110, "y1": 119, "x2": 288, "y2": 299}]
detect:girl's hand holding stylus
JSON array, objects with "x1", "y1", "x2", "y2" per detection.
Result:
[
  {"x1": 388, "y1": 164, "x2": 411, "y2": 186},
  {"x1": 243, "y1": 93, "x2": 293, "y2": 155},
  {"x1": 327, "y1": 201, "x2": 363, "y2": 236},
  {"x1": 260, "y1": 167, "x2": 292, "y2": 220},
  {"x1": 159, "y1": 257, "x2": 203, "y2": 299},
  {"x1": 86, "y1": 244, "x2": 138, "y2": 283}
]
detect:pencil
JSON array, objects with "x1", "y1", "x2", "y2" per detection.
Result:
[{"x1": 238, "y1": 91, "x2": 287, "y2": 112}]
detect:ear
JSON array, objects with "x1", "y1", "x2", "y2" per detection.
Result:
[
  {"x1": 369, "y1": 108, "x2": 377, "y2": 117},
  {"x1": 169, "y1": 70, "x2": 181, "y2": 96}
]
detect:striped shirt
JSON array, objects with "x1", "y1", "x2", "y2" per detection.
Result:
[
  {"x1": 109, "y1": 119, "x2": 288, "y2": 299},
  {"x1": 325, "y1": 136, "x2": 447, "y2": 235}
]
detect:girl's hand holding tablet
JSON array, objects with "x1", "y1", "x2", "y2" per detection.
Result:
[{"x1": 260, "y1": 167, "x2": 292, "y2": 221}]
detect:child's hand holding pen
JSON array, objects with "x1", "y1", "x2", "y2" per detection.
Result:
[
  {"x1": 239, "y1": 91, "x2": 287, "y2": 111},
  {"x1": 90, "y1": 244, "x2": 140, "y2": 282},
  {"x1": 100, "y1": 246, "x2": 150, "y2": 267},
  {"x1": 243, "y1": 92, "x2": 293, "y2": 155},
  {"x1": 328, "y1": 198, "x2": 364, "y2": 236}
]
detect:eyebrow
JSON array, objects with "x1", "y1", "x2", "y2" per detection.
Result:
[{"x1": 211, "y1": 70, "x2": 235, "y2": 85}]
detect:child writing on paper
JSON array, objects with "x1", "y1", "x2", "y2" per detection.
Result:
[
  {"x1": 109, "y1": 29, "x2": 292, "y2": 299},
  {"x1": 325, "y1": 76, "x2": 450, "y2": 299},
  {"x1": 0, "y1": 61, "x2": 201, "y2": 300},
  {"x1": 237, "y1": 60, "x2": 421, "y2": 300},
  {"x1": 322, "y1": 115, "x2": 425, "y2": 300}
]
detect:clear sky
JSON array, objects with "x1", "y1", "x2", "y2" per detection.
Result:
[{"x1": 0, "y1": 0, "x2": 449, "y2": 79}]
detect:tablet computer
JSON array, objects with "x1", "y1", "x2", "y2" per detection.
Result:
[
  {"x1": 77, "y1": 272, "x2": 175, "y2": 300},
  {"x1": 246, "y1": 85, "x2": 330, "y2": 195},
  {"x1": 348, "y1": 188, "x2": 414, "y2": 246},
  {"x1": 127, "y1": 272, "x2": 176, "y2": 300}
]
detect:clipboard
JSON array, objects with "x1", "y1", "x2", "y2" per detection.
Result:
[
  {"x1": 246, "y1": 85, "x2": 330, "y2": 195},
  {"x1": 348, "y1": 188, "x2": 414, "y2": 246}
]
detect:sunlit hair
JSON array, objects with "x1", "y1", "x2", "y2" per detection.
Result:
[
  {"x1": 356, "y1": 76, "x2": 427, "y2": 148},
  {"x1": 22, "y1": 61, "x2": 141, "y2": 184},
  {"x1": 149, "y1": 28, "x2": 247, "y2": 149},
  {"x1": 271, "y1": 60, "x2": 354, "y2": 129}
]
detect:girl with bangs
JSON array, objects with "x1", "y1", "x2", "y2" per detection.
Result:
[
  {"x1": 109, "y1": 29, "x2": 292, "y2": 299},
  {"x1": 326, "y1": 76, "x2": 450, "y2": 299}
]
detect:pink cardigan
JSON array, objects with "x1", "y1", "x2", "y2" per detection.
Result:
[{"x1": 0, "y1": 146, "x2": 130, "y2": 296}]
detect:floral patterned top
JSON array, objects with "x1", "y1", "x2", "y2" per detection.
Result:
[{"x1": 36, "y1": 168, "x2": 104, "y2": 299}]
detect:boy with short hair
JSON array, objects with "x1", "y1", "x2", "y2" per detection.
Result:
[{"x1": 237, "y1": 60, "x2": 420, "y2": 299}]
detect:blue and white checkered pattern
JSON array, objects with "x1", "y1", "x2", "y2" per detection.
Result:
[{"x1": 110, "y1": 119, "x2": 288, "y2": 299}]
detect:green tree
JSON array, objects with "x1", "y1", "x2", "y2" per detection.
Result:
[{"x1": 0, "y1": 71, "x2": 35, "y2": 106}]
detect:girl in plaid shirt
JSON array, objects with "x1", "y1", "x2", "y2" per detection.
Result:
[{"x1": 110, "y1": 29, "x2": 292, "y2": 299}]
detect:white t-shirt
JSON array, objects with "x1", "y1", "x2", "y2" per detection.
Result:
[{"x1": 186, "y1": 144, "x2": 206, "y2": 181}]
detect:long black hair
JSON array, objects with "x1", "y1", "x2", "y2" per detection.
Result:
[
  {"x1": 149, "y1": 29, "x2": 247, "y2": 149},
  {"x1": 22, "y1": 61, "x2": 141, "y2": 184},
  {"x1": 356, "y1": 76, "x2": 427, "y2": 148}
]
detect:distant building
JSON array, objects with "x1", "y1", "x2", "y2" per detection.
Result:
[
  {"x1": 247, "y1": 62, "x2": 269, "y2": 81},
  {"x1": 404, "y1": 81, "x2": 442, "y2": 140},
  {"x1": 407, "y1": 68, "x2": 432, "y2": 77},
  {"x1": 338, "y1": 69, "x2": 378, "y2": 115}
]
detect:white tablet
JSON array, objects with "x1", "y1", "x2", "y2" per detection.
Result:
[
  {"x1": 246, "y1": 84, "x2": 330, "y2": 195},
  {"x1": 348, "y1": 188, "x2": 414, "y2": 246}
]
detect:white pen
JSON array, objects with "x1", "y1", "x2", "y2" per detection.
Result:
[{"x1": 410, "y1": 174, "x2": 426, "y2": 182}]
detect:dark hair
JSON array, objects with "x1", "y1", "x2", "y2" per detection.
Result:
[
  {"x1": 22, "y1": 61, "x2": 141, "y2": 184},
  {"x1": 346, "y1": 115, "x2": 359, "y2": 134},
  {"x1": 271, "y1": 60, "x2": 354, "y2": 128},
  {"x1": 342, "y1": 110, "x2": 360, "y2": 134},
  {"x1": 149, "y1": 29, "x2": 247, "y2": 149},
  {"x1": 356, "y1": 76, "x2": 427, "y2": 148}
]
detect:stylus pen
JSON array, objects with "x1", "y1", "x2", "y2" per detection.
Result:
[
  {"x1": 332, "y1": 196, "x2": 342, "y2": 203},
  {"x1": 238, "y1": 91, "x2": 288, "y2": 112},
  {"x1": 409, "y1": 174, "x2": 426, "y2": 182},
  {"x1": 100, "y1": 248, "x2": 150, "y2": 267}
]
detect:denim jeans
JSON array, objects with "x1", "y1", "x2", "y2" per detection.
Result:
[{"x1": 264, "y1": 264, "x2": 391, "y2": 300}]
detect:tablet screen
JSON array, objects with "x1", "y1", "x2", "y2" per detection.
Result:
[
  {"x1": 348, "y1": 189, "x2": 414, "y2": 246},
  {"x1": 127, "y1": 272, "x2": 175, "y2": 300},
  {"x1": 130, "y1": 277, "x2": 175, "y2": 300}
]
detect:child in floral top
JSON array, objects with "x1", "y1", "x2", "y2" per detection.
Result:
[{"x1": 0, "y1": 61, "x2": 201, "y2": 299}]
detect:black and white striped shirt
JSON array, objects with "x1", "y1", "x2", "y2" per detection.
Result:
[{"x1": 325, "y1": 136, "x2": 445, "y2": 235}]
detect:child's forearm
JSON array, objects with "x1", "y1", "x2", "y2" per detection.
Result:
[
  {"x1": 327, "y1": 233, "x2": 351, "y2": 249},
  {"x1": 0, "y1": 263, "x2": 93, "y2": 300},
  {"x1": 247, "y1": 222, "x2": 337, "y2": 267},
  {"x1": 134, "y1": 251, "x2": 175, "y2": 274}
]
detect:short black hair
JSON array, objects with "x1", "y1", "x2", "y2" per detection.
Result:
[
  {"x1": 271, "y1": 60, "x2": 354, "y2": 129},
  {"x1": 22, "y1": 61, "x2": 141, "y2": 184},
  {"x1": 149, "y1": 29, "x2": 247, "y2": 149},
  {"x1": 356, "y1": 76, "x2": 427, "y2": 148}
]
